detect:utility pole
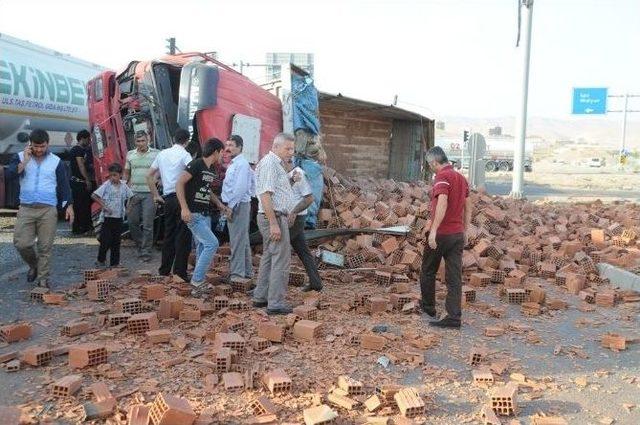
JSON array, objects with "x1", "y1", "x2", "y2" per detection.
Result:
[
  {"x1": 511, "y1": 0, "x2": 534, "y2": 199},
  {"x1": 621, "y1": 93, "x2": 629, "y2": 155}
]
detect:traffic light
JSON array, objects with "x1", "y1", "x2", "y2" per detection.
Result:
[
  {"x1": 166, "y1": 37, "x2": 176, "y2": 55},
  {"x1": 463, "y1": 131, "x2": 469, "y2": 142}
]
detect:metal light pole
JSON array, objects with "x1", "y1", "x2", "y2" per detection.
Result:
[
  {"x1": 511, "y1": 0, "x2": 534, "y2": 199},
  {"x1": 621, "y1": 93, "x2": 629, "y2": 155}
]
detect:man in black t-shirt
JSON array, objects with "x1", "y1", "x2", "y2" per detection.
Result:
[
  {"x1": 175, "y1": 138, "x2": 231, "y2": 294},
  {"x1": 70, "y1": 130, "x2": 94, "y2": 234}
]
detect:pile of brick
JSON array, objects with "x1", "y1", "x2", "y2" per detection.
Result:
[{"x1": 1, "y1": 172, "x2": 639, "y2": 424}]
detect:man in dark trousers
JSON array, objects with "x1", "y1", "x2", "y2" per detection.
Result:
[
  {"x1": 69, "y1": 130, "x2": 94, "y2": 234},
  {"x1": 147, "y1": 128, "x2": 193, "y2": 282},
  {"x1": 420, "y1": 146, "x2": 472, "y2": 329}
]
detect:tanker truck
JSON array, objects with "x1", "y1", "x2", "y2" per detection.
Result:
[
  {"x1": 0, "y1": 33, "x2": 105, "y2": 159},
  {"x1": 0, "y1": 32, "x2": 105, "y2": 207}
]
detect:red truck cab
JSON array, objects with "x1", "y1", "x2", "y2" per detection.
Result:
[{"x1": 86, "y1": 53, "x2": 283, "y2": 188}]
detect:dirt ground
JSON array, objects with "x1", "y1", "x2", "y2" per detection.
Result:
[{"x1": 1, "y1": 215, "x2": 639, "y2": 425}]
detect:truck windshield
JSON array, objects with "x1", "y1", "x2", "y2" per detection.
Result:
[{"x1": 152, "y1": 63, "x2": 181, "y2": 139}]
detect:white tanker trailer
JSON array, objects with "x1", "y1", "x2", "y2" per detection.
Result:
[{"x1": 0, "y1": 32, "x2": 105, "y2": 159}]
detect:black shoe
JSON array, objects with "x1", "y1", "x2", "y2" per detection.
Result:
[
  {"x1": 27, "y1": 268, "x2": 37, "y2": 283},
  {"x1": 301, "y1": 285, "x2": 322, "y2": 292},
  {"x1": 267, "y1": 307, "x2": 293, "y2": 316},
  {"x1": 253, "y1": 301, "x2": 268, "y2": 308},
  {"x1": 422, "y1": 307, "x2": 437, "y2": 318},
  {"x1": 429, "y1": 317, "x2": 461, "y2": 329}
]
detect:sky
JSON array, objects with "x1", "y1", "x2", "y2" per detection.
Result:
[{"x1": 1, "y1": 0, "x2": 639, "y2": 121}]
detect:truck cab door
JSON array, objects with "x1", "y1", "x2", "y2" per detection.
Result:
[{"x1": 177, "y1": 62, "x2": 219, "y2": 135}]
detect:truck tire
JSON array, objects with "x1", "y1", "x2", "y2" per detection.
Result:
[
  {"x1": 498, "y1": 161, "x2": 510, "y2": 172},
  {"x1": 485, "y1": 161, "x2": 497, "y2": 172}
]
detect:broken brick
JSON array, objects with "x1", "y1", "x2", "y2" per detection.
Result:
[
  {"x1": 147, "y1": 329, "x2": 172, "y2": 344},
  {"x1": 394, "y1": 388, "x2": 426, "y2": 418},
  {"x1": 303, "y1": 404, "x2": 338, "y2": 425},
  {"x1": 21, "y1": 345, "x2": 53, "y2": 367}
]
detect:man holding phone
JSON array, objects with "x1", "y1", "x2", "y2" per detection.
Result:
[{"x1": 7, "y1": 129, "x2": 74, "y2": 288}]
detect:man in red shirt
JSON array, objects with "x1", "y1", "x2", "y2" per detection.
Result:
[{"x1": 420, "y1": 146, "x2": 472, "y2": 329}]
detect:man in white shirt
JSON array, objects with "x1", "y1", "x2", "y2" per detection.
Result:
[
  {"x1": 147, "y1": 128, "x2": 193, "y2": 282},
  {"x1": 222, "y1": 135, "x2": 255, "y2": 281}
]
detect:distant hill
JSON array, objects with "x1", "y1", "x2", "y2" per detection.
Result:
[{"x1": 438, "y1": 116, "x2": 640, "y2": 148}]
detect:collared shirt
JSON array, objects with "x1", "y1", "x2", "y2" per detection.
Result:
[
  {"x1": 221, "y1": 154, "x2": 255, "y2": 209},
  {"x1": 126, "y1": 147, "x2": 159, "y2": 193},
  {"x1": 289, "y1": 167, "x2": 312, "y2": 216},
  {"x1": 430, "y1": 164, "x2": 469, "y2": 235},
  {"x1": 93, "y1": 180, "x2": 134, "y2": 218},
  {"x1": 150, "y1": 144, "x2": 192, "y2": 195},
  {"x1": 255, "y1": 151, "x2": 295, "y2": 214},
  {"x1": 7, "y1": 151, "x2": 72, "y2": 208}
]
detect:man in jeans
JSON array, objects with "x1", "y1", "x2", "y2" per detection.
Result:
[
  {"x1": 125, "y1": 131, "x2": 158, "y2": 261},
  {"x1": 7, "y1": 129, "x2": 74, "y2": 287},
  {"x1": 221, "y1": 135, "x2": 255, "y2": 281},
  {"x1": 252, "y1": 133, "x2": 297, "y2": 315},
  {"x1": 147, "y1": 128, "x2": 193, "y2": 282},
  {"x1": 285, "y1": 160, "x2": 322, "y2": 292},
  {"x1": 419, "y1": 146, "x2": 472, "y2": 329},
  {"x1": 175, "y1": 138, "x2": 230, "y2": 295},
  {"x1": 69, "y1": 129, "x2": 93, "y2": 234}
]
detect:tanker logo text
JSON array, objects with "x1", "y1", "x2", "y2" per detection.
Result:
[{"x1": 0, "y1": 60, "x2": 86, "y2": 106}]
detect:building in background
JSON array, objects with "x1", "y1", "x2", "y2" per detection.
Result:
[{"x1": 265, "y1": 52, "x2": 314, "y2": 82}]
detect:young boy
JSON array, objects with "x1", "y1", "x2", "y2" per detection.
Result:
[{"x1": 92, "y1": 163, "x2": 134, "y2": 267}]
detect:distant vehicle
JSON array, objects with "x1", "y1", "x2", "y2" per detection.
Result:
[
  {"x1": 588, "y1": 157, "x2": 605, "y2": 168},
  {"x1": 436, "y1": 137, "x2": 532, "y2": 173}
]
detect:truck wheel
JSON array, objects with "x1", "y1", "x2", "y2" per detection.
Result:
[
  {"x1": 485, "y1": 161, "x2": 497, "y2": 172},
  {"x1": 498, "y1": 161, "x2": 510, "y2": 172}
]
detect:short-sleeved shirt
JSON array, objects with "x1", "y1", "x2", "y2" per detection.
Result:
[
  {"x1": 184, "y1": 158, "x2": 217, "y2": 214},
  {"x1": 255, "y1": 151, "x2": 296, "y2": 214},
  {"x1": 126, "y1": 148, "x2": 159, "y2": 193},
  {"x1": 289, "y1": 167, "x2": 312, "y2": 216},
  {"x1": 69, "y1": 144, "x2": 91, "y2": 180},
  {"x1": 93, "y1": 180, "x2": 134, "y2": 218},
  {"x1": 150, "y1": 144, "x2": 192, "y2": 195},
  {"x1": 430, "y1": 164, "x2": 469, "y2": 235}
]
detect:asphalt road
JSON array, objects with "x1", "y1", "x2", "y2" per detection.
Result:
[{"x1": 485, "y1": 181, "x2": 639, "y2": 201}]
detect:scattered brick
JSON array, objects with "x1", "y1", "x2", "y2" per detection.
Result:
[
  {"x1": 42, "y1": 292, "x2": 66, "y2": 304},
  {"x1": 472, "y1": 368, "x2": 495, "y2": 385},
  {"x1": 250, "y1": 396, "x2": 278, "y2": 416},
  {"x1": 469, "y1": 346, "x2": 488, "y2": 366},
  {"x1": 327, "y1": 391, "x2": 359, "y2": 410},
  {"x1": 82, "y1": 399, "x2": 116, "y2": 421},
  {"x1": 293, "y1": 320, "x2": 322, "y2": 341},
  {"x1": 30, "y1": 287, "x2": 49, "y2": 302},
  {"x1": 258, "y1": 322, "x2": 285, "y2": 343},
  {"x1": 364, "y1": 394, "x2": 384, "y2": 412},
  {"x1": 114, "y1": 298, "x2": 143, "y2": 315},
  {"x1": 601, "y1": 333, "x2": 626, "y2": 351},
  {"x1": 141, "y1": 284, "x2": 165, "y2": 301},
  {"x1": 0, "y1": 322, "x2": 32, "y2": 343},
  {"x1": 179, "y1": 309, "x2": 201, "y2": 322},
  {"x1": 223, "y1": 372, "x2": 245, "y2": 391},
  {"x1": 293, "y1": 305, "x2": 318, "y2": 321},
  {"x1": 147, "y1": 329, "x2": 172, "y2": 344},
  {"x1": 21, "y1": 345, "x2": 53, "y2": 367},
  {"x1": 69, "y1": 343, "x2": 108, "y2": 368},
  {"x1": 148, "y1": 393, "x2": 196, "y2": 425},
  {"x1": 6, "y1": 359, "x2": 21, "y2": 372},
  {"x1": 62, "y1": 320, "x2": 91, "y2": 337},
  {"x1": 262, "y1": 369, "x2": 292, "y2": 394},
  {"x1": 490, "y1": 382, "x2": 518, "y2": 416},
  {"x1": 480, "y1": 405, "x2": 502, "y2": 425},
  {"x1": 303, "y1": 404, "x2": 338, "y2": 425},
  {"x1": 128, "y1": 312, "x2": 160, "y2": 334},
  {"x1": 128, "y1": 405, "x2": 151, "y2": 425},
  {"x1": 87, "y1": 279, "x2": 110, "y2": 301},
  {"x1": 361, "y1": 333, "x2": 386, "y2": 351},
  {"x1": 51, "y1": 374, "x2": 82, "y2": 397},
  {"x1": 394, "y1": 388, "x2": 426, "y2": 418}
]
